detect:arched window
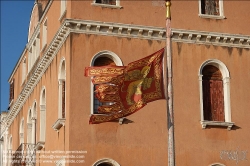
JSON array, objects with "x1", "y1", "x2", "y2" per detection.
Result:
[
  {"x1": 199, "y1": 59, "x2": 234, "y2": 130},
  {"x1": 52, "y1": 58, "x2": 66, "y2": 131},
  {"x1": 60, "y1": 0, "x2": 66, "y2": 18},
  {"x1": 202, "y1": 65, "x2": 224, "y2": 121},
  {"x1": 27, "y1": 109, "x2": 32, "y2": 143},
  {"x1": 22, "y1": 58, "x2": 26, "y2": 83},
  {"x1": 90, "y1": 51, "x2": 123, "y2": 114},
  {"x1": 93, "y1": 158, "x2": 120, "y2": 166},
  {"x1": 38, "y1": 87, "x2": 46, "y2": 150},
  {"x1": 19, "y1": 118, "x2": 24, "y2": 145},
  {"x1": 31, "y1": 101, "x2": 37, "y2": 144},
  {"x1": 58, "y1": 58, "x2": 66, "y2": 118}
]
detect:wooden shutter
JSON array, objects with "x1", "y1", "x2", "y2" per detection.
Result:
[
  {"x1": 62, "y1": 81, "x2": 65, "y2": 118},
  {"x1": 202, "y1": 65, "x2": 224, "y2": 121},
  {"x1": 202, "y1": 80, "x2": 212, "y2": 120},
  {"x1": 204, "y1": 0, "x2": 220, "y2": 16},
  {"x1": 210, "y1": 80, "x2": 224, "y2": 121}
]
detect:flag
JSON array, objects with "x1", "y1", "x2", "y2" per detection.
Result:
[{"x1": 85, "y1": 48, "x2": 165, "y2": 124}]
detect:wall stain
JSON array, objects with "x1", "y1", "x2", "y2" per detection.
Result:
[
  {"x1": 147, "y1": 40, "x2": 153, "y2": 46},
  {"x1": 177, "y1": 42, "x2": 182, "y2": 55},
  {"x1": 212, "y1": 45, "x2": 218, "y2": 50},
  {"x1": 227, "y1": 47, "x2": 233, "y2": 56},
  {"x1": 237, "y1": 48, "x2": 243, "y2": 56},
  {"x1": 157, "y1": 40, "x2": 162, "y2": 44},
  {"x1": 205, "y1": 45, "x2": 210, "y2": 49}
]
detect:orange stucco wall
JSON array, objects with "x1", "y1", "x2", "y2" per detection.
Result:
[{"x1": 4, "y1": 1, "x2": 250, "y2": 166}]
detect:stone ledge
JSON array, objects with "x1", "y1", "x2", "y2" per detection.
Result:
[{"x1": 201, "y1": 120, "x2": 234, "y2": 130}]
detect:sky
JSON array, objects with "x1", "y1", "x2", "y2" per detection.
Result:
[{"x1": 1, "y1": 1, "x2": 34, "y2": 112}]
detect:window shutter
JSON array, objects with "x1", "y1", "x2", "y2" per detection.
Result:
[
  {"x1": 202, "y1": 80, "x2": 211, "y2": 121},
  {"x1": 211, "y1": 80, "x2": 224, "y2": 121},
  {"x1": 204, "y1": 0, "x2": 220, "y2": 16},
  {"x1": 62, "y1": 81, "x2": 65, "y2": 118},
  {"x1": 202, "y1": 65, "x2": 224, "y2": 122}
]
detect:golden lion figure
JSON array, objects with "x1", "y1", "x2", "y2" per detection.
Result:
[{"x1": 125, "y1": 66, "x2": 153, "y2": 105}]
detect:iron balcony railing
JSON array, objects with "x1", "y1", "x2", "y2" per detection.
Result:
[{"x1": 12, "y1": 143, "x2": 36, "y2": 166}]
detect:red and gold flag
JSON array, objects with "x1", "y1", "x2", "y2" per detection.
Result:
[{"x1": 85, "y1": 48, "x2": 165, "y2": 124}]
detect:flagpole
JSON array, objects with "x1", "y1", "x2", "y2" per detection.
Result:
[{"x1": 166, "y1": 1, "x2": 175, "y2": 166}]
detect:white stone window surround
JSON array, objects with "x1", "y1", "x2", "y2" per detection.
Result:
[
  {"x1": 198, "y1": 59, "x2": 234, "y2": 130},
  {"x1": 59, "y1": 0, "x2": 67, "y2": 21},
  {"x1": 22, "y1": 57, "x2": 27, "y2": 84},
  {"x1": 198, "y1": 0, "x2": 225, "y2": 19},
  {"x1": 28, "y1": 33, "x2": 40, "y2": 73},
  {"x1": 19, "y1": 118, "x2": 24, "y2": 145},
  {"x1": 91, "y1": 0, "x2": 122, "y2": 9},
  {"x1": 9, "y1": 79, "x2": 14, "y2": 108},
  {"x1": 37, "y1": 86, "x2": 46, "y2": 150},
  {"x1": 52, "y1": 57, "x2": 66, "y2": 131},
  {"x1": 90, "y1": 50, "x2": 123, "y2": 115},
  {"x1": 210, "y1": 163, "x2": 225, "y2": 166},
  {"x1": 42, "y1": 19, "x2": 48, "y2": 50},
  {"x1": 27, "y1": 108, "x2": 32, "y2": 144},
  {"x1": 92, "y1": 158, "x2": 120, "y2": 166},
  {"x1": 31, "y1": 101, "x2": 37, "y2": 144}
]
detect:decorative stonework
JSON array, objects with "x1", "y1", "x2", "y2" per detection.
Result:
[
  {"x1": 2, "y1": 19, "x2": 250, "y2": 135},
  {"x1": 52, "y1": 118, "x2": 66, "y2": 131},
  {"x1": 171, "y1": 29, "x2": 250, "y2": 49},
  {"x1": 201, "y1": 121, "x2": 234, "y2": 130},
  {"x1": 36, "y1": 141, "x2": 45, "y2": 150}
]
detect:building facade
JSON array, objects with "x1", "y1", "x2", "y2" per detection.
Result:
[{"x1": 1, "y1": 0, "x2": 250, "y2": 165}]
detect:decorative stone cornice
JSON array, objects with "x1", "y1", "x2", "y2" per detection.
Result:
[
  {"x1": 2, "y1": 19, "x2": 250, "y2": 137},
  {"x1": 171, "y1": 29, "x2": 250, "y2": 49},
  {"x1": 66, "y1": 19, "x2": 250, "y2": 48}
]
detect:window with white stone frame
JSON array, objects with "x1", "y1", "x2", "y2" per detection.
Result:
[
  {"x1": 36, "y1": 87, "x2": 46, "y2": 150},
  {"x1": 198, "y1": 0, "x2": 225, "y2": 19},
  {"x1": 9, "y1": 79, "x2": 14, "y2": 105},
  {"x1": 60, "y1": 0, "x2": 67, "y2": 21},
  {"x1": 31, "y1": 101, "x2": 37, "y2": 145},
  {"x1": 27, "y1": 109, "x2": 32, "y2": 144},
  {"x1": 42, "y1": 19, "x2": 47, "y2": 49},
  {"x1": 22, "y1": 57, "x2": 27, "y2": 84},
  {"x1": 90, "y1": 51, "x2": 123, "y2": 114},
  {"x1": 92, "y1": 0, "x2": 122, "y2": 9},
  {"x1": 198, "y1": 59, "x2": 234, "y2": 130},
  {"x1": 28, "y1": 34, "x2": 40, "y2": 73},
  {"x1": 19, "y1": 118, "x2": 24, "y2": 145},
  {"x1": 52, "y1": 58, "x2": 66, "y2": 131}
]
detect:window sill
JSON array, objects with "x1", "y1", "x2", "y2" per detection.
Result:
[
  {"x1": 91, "y1": 3, "x2": 122, "y2": 9},
  {"x1": 52, "y1": 118, "x2": 66, "y2": 131},
  {"x1": 201, "y1": 120, "x2": 234, "y2": 130},
  {"x1": 35, "y1": 141, "x2": 45, "y2": 150},
  {"x1": 198, "y1": 14, "x2": 225, "y2": 20}
]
